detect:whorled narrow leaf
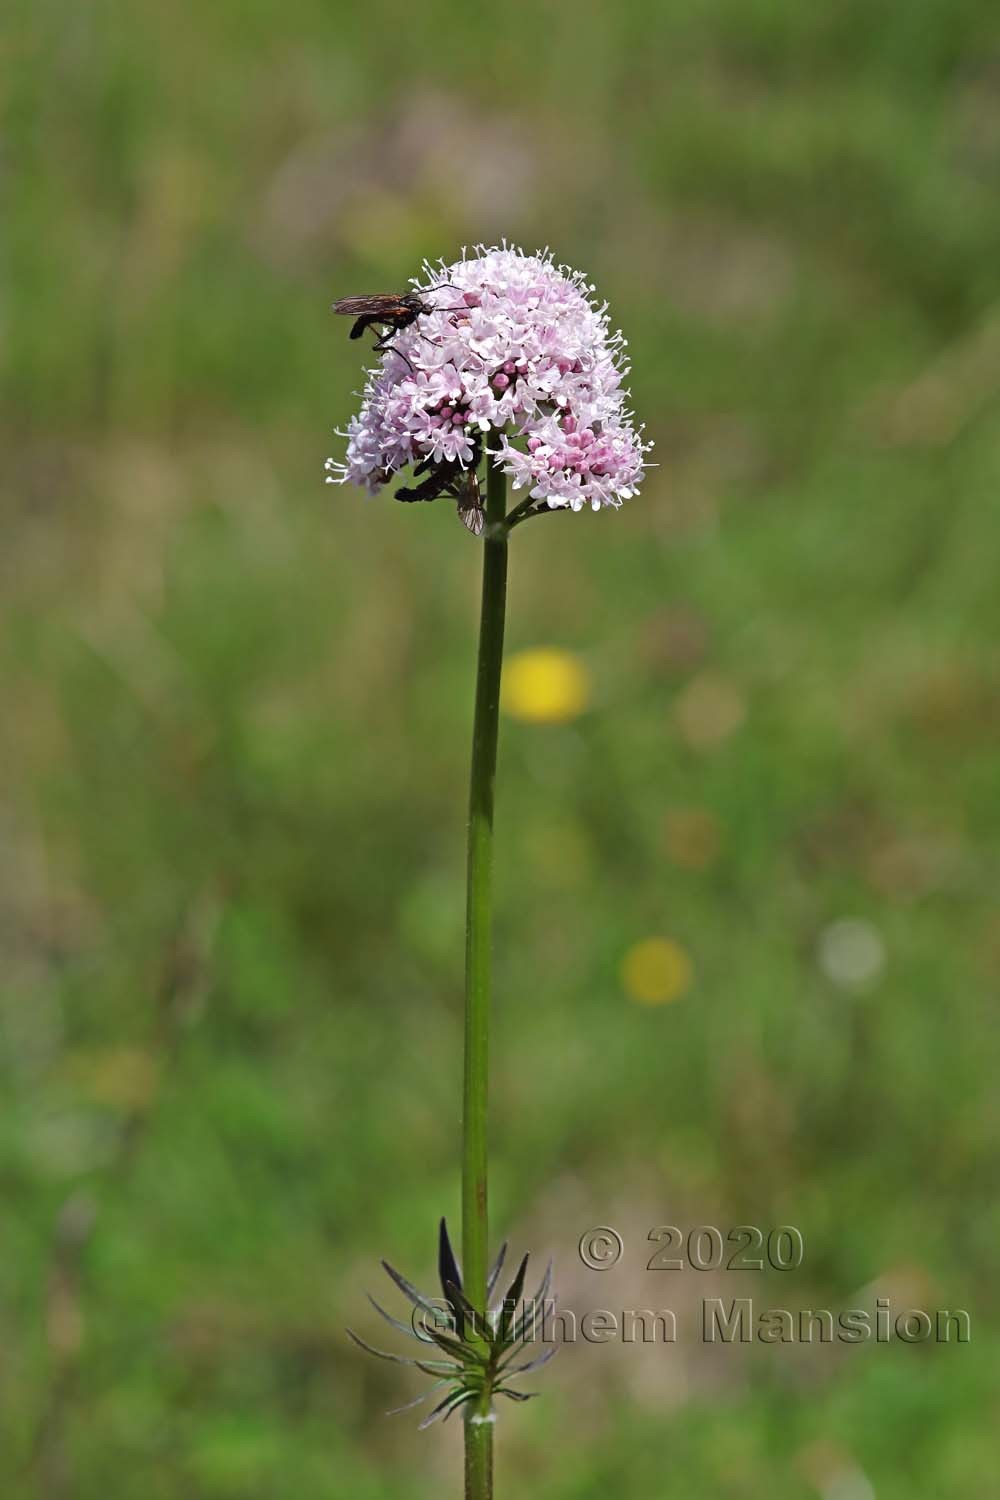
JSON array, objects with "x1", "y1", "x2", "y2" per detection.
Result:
[
  {"x1": 418, "y1": 1387, "x2": 478, "y2": 1431},
  {"x1": 349, "y1": 1228, "x2": 557, "y2": 1427},
  {"x1": 444, "y1": 1278, "x2": 489, "y2": 1344},
  {"x1": 381, "y1": 1259, "x2": 443, "y2": 1318},
  {"x1": 509, "y1": 1262, "x2": 554, "y2": 1345},
  {"x1": 498, "y1": 1343, "x2": 559, "y2": 1378},
  {"x1": 415, "y1": 1358, "x2": 459, "y2": 1379},
  {"x1": 496, "y1": 1253, "x2": 530, "y2": 1343},
  {"x1": 367, "y1": 1292, "x2": 435, "y2": 1344},
  {"x1": 346, "y1": 1327, "x2": 454, "y2": 1371},
  {"x1": 511, "y1": 1290, "x2": 553, "y2": 1348},
  {"x1": 421, "y1": 1324, "x2": 485, "y2": 1368},
  {"x1": 386, "y1": 1380, "x2": 449, "y2": 1416},
  {"x1": 438, "y1": 1218, "x2": 465, "y2": 1339},
  {"x1": 485, "y1": 1241, "x2": 509, "y2": 1304},
  {"x1": 441, "y1": 1390, "x2": 479, "y2": 1424}
]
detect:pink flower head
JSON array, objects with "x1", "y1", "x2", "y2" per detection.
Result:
[{"x1": 326, "y1": 245, "x2": 651, "y2": 514}]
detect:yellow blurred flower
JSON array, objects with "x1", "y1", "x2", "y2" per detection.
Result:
[
  {"x1": 621, "y1": 937, "x2": 693, "y2": 1005},
  {"x1": 502, "y1": 648, "x2": 591, "y2": 724}
]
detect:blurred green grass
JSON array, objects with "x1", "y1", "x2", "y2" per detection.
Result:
[{"x1": 3, "y1": 0, "x2": 1000, "y2": 1495}]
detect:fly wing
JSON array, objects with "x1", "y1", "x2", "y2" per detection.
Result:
[
  {"x1": 457, "y1": 472, "x2": 485, "y2": 536},
  {"x1": 331, "y1": 294, "x2": 403, "y2": 316},
  {"x1": 458, "y1": 500, "x2": 485, "y2": 536}
]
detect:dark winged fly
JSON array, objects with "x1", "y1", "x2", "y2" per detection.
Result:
[
  {"x1": 395, "y1": 437, "x2": 485, "y2": 537},
  {"x1": 331, "y1": 284, "x2": 464, "y2": 361},
  {"x1": 455, "y1": 466, "x2": 485, "y2": 536}
]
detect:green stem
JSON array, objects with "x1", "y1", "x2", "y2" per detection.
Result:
[
  {"x1": 464, "y1": 1415, "x2": 494, "y2": 1500},
  {"x1": 462, "y1": 442, "x2": 507, "y2": 1500}
]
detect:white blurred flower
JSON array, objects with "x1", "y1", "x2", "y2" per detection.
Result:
[{"x1": 817, "y1": 918, "x2": 886, "y2": 990}]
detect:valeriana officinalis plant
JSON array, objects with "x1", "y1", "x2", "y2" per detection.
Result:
[{"x1": 329, "y1": 245, "x2": 648, "y2": 1500}]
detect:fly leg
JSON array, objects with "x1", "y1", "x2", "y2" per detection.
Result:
[{"x1": 360, "y1": 319, "x2": 415, "y2": 370}]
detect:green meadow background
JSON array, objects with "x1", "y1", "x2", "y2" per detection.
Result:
[{"x1": 4, "y1": 1, "x2": 1000, "y2": 1495}]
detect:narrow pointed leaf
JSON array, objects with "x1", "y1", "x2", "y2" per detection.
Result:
[
  {"x1": 500, "y1": 1253, "x2": 530, "y2": 1313},
  {"x1": 417, "y1": 1389, "x2": 467, "y2": 1430},
  {"x1": 442, "y1": 1390, "x2": 479, "y2": 1424},
  {"x1": 418, "y1": 1388, "x2": 476, "y2": 1430},
  {"x1": 381, "y1": 1259, "x2": 441, "y2": 1317},
  {"x1": 499, "y1": 1343, "x2": 559, "y2": 1377},
  {"x1": 422, "y1": 1325, "x2": 482, "y2": 1366},
  {"x1": 438, "y1": 1219, "x2": 465, "y2": 1338},
  {"x1": 511, "y1": 1263, "x2": 553, "y2": 1344},
  {"x1": 497, "y1": 1253, "x2": 529, "y2": 1343},
  {"x1": 367, "y1": 1293, "x2": 432, "y2": 1343},
  {"x1": 415, "y1": 1358, "x2": 460, "y2": 1378},
  {"x1": 438, "y1": 1219, "x2": 463, "y2": 1295},
  {"x1": 444, "y1": 1279, "x2": 489, "y2": 1343},
  {"x1": 386, "y1": 1380, "x2": 449, "y2": 1416},
  {"x1": 486, "y1": 1241, "x2": 509, "y2": 1303},
  {"x1": 531, "y1": 1260, "x2": 553, "y2": 1308},
  {"x1": 345, "y1": 1327, "x2": 452, "y2": 1370},
  {"x1": 496, "y1": 1387, "x2": 538, "y2": 1402}
]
